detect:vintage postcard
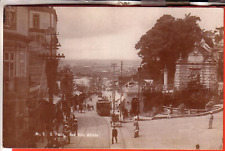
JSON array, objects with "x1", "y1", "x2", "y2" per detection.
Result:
[{"x1": 2, "y1": 6, "x2": 223, "y2": 149}]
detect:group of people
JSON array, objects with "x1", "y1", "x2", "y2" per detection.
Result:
[{"x1": 44, "y1": 109, "x2": 78, "y2": 148}]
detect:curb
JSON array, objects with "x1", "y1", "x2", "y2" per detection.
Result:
[
  {"x1": 123, "y1": 104, "x2": 223, "y2": 121},
  {"x1": 151, "y1": 105, "x2": 223, "y2": 120},
  {"x1": 115, "y1": 105, "x2": 223, "y2": 123}
]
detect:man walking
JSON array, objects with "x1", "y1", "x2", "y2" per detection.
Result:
[
  {"x1": 112, "y1": 126, "x2": 118, "y2": 144},
  {"x1": 74, "y1": 118, "x2": 78, "y2": 136},
  {"x1": 208, "y1": 112, "x2": 213, "y2": 129}
]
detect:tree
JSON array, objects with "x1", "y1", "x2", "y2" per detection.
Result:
[
  {"x1": 214, "y1": 27, "x2": 224, "y2": 82},
  {"x1": 214, "y1": 27, "x2": 224, "y2": 43},
  {"x1": 135, "y1": 14, "x2": 213, "y2": 83},
  {"x1": 59, "y1": 65, "x2": 74, "y2": 106}
]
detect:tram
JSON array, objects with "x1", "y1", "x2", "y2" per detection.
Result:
[{"x1": 96, "y1": 97, "x2": 111, "y2": 116}]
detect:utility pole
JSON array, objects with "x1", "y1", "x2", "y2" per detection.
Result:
[
  {"x1": 137, "y1": 67, "x2": 141, "y2": 119},
  {"x1": 44, "y1": 22, "x2": 65, "y2": 126},
  {"x1": 111, "y1": 63, "x2": 116, "y2": 115},
  {"x1": 120, "y1": 61, "x2": 123, "y2": 119},
  {"x1": 120, "y1": 61, "x2": 123, "y2": 82}
]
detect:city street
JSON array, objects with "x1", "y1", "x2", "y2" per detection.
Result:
[
  {"x1": 64, "y1": 111, "x2": 110, "y2": 148},
  {"x1": 117, "y1": 111, "x2": 223, "y2": 150},
  {"x1": 63, "y1": 95, "x2": 223, "y2": 149},
  {"x1": 2, "y1": 6, "x2": 223, "y2": 149}
]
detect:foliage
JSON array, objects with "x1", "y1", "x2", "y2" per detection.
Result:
[
  {"x1": 59, "y1": 65, "x2": 74, "y2": 100},
  {"x1": 214, "y1": 27, "x2": 224, "y2": 82},
  {"x1": 135, "y1": 14, "x2": 214, "y2": 83},
  {"x1": 214, "y1": 27, "x2": 224, "y2": 43},
  {"x1": 173, "y1": 83, "x2": 214, "y2": 109},
  {"x1": 218, "y1": 57, "x2": 223, "y2": 82},
  {"x1": 142, "y1": 92, "x2": 163, "y2": 112},
  {"x1": 142, "y1": 82, "x2": 219, "y2": 113}
]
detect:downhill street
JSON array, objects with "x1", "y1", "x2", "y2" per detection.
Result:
[
  {"x1": 113, "y1": 111, "x2": 223, "y2": 150},
  {"x1": 63, "y1": 105, "x2": 223, "y2": 149},
  {"x1": 64, "y1": 111, "x2": 110, "y2": 148}
]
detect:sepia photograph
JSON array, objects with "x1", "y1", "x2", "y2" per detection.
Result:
[{"x1": 2, "y1": 6, "x2": 224, "y2": 149}]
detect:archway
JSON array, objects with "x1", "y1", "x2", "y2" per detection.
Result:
[{"x1": 130, "y1": 98, "x2": 139, "y2": 115}]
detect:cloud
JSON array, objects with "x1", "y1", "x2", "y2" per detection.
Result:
[
  {"x1": 55, "y1": 7, "x2": 138, "y2": 39},
  {"x1": 58, "y1": 25, "x2": 144, "y2": 60},
  {"x1": 55, "y1": 7, "x2": 223, "y2": 60}
]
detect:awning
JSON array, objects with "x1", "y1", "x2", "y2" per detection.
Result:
[{"x1": 43, "y1": 95, "x2": 62, "y2": 105}]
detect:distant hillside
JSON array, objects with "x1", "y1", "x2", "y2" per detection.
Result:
[
  {"x1": 61, "y1": 59, "x2": 141, "y2": 67},
  {"x1": 61, "y1": 59, "x2": 141, "y2": 79}
]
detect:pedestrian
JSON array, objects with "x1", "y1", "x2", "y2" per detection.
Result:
[
  {"x1": 133, "y1": 118, "x2": 139, "y2": 127},
  {"x1": 208, "y1": 112, "x2": 213, "y2": 129},
  {"x1": 196, "y1": 144, "x2": 200, "y2": 150},
  {"x1": 169, "y1": 104, "x2": 173, "y2": 114},
  {"x1": 63, "y1": 123, "x2": 70, "y2": 144},
  {"x1": 74, "y1": 118, "x2": 78, "y2": 136},
  {"x1": 167, "y1": 108, "x2": 171, "y2": 119},
  {"x1": 134, "y1": 125, "x2": 139, "y2": 138},
  {"x1": 112, "y1": 126, "x2": 118, "y2": 144}
]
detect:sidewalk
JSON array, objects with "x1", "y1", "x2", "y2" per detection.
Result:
[
  {"x1": 36, "y1": 124, "x2": 64, "y2": 148},
  {"x1": 132, "y1": 104, "x2": 224, "y2": 121}
]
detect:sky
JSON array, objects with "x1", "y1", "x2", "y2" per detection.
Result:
[{"x1": 55, "y1": 7, "x2": 223, "y2": 60}]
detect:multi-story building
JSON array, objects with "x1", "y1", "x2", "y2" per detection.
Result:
[
  {"x1": 3, "y1": 6, "x2": 30, "y2": 147},
  {"x1": 3, "y1": 6, "x2": 59, "y2": 147}
]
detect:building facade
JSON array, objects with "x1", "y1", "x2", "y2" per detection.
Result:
[
  {"x1": 122, "y1": 79, "x2": 143, "y2": 115},
  {"x1": 174, "y1": 46, "x2": 218, "y2": 91},
  {"x1": 3, "y1": 6, "x2": 59, "y2": 147}
]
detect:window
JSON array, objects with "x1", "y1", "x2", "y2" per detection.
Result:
[
  {"x1": 4, "y1": 6, "x2": 16, "y2": 28},
  {"x1": 4, "y1": 53, "x2": 9, "y2": 60},
  {"x1": 10, "y1": 53, "x2": 14, "y2": 60},
  {"x1": 19, "y1": 52, "x2": 25, "y2": 76},
  {"x1": 33, "y1": 14, "x2": 40, "y2": 29},
  {"x1": 4, "y1": 52, "x2": 15, "y2": 78}
]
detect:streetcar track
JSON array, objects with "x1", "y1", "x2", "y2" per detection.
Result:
[
  {"x1": 101, "y1": 115, "x2": 111, "y2": 149},
  {"x1": 67, "y1": 113, "x2": 107, "y2": 149},
  {"x1": 85, "y1": 116, "x2": 98, "y2": 148},
  {"x1": 75, "y1": 116, "x2": 89, "y2": 148},
  {"x1": 125, "y1": 123, "x2": 139, "y2": 148},
  {"x1": 91, "y1": 116, "x2": 100, "y2": 148},
  {"x1": 118, "y1": 126, "x2": 127, "y2": 149},
  {"x1": 65, "y1": 94, "x2": 111, "y2": 149},
  {"x1": 101, "y1": 115, "x2": 127, "y2": 149},
  {"x1": 65, "y1": 114, "x2": 88, "y2": 148}
]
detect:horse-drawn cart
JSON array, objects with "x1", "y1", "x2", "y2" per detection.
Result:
[{"x1": 110, "y1": 113, "x2": 122, "y2": 127}]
